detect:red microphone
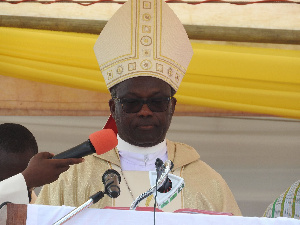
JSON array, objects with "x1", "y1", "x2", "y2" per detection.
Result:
[{"x1": 52, "y1": 129, "x2": 118, "y2": 159}]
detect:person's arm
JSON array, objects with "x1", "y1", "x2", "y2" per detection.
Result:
[
  {"x1": 21, "y1": 152, "x2": 84, "y2": 190},
  {"x1": 0, "y1": 152, "x2": 84, "y2": 205},
  {"x1": 0, "y1": 173, "x2": 29, "y2": 204}
]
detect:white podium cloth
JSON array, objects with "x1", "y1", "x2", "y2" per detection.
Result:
[{"x1": 27, "y1": 204, "x2": 300, "y2": 225}]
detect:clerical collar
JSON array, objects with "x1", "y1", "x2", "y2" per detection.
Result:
[
  {"x1": 117, "y1": 135, "x2": 168, "y2": 171},
  {"x1": 117, "y1": 134, "x2": 166, "y2": 155}
]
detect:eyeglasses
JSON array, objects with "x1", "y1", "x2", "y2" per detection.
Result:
[{"x1": 113, "y1": 97, "x2": 173, "y2": 113}]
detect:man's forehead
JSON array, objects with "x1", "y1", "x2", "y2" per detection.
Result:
[{"x1": 115, "y1": 76, "x2": 171, "y2": 95}]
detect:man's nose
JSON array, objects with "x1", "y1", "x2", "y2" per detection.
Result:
[{"x1": 137, "y1": 103, "x2": 153, "y2": 116}]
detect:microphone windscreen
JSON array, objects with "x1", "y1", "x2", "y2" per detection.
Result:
[{"x1": 89, "y1": 129, "x2": 118, "y2": 155}]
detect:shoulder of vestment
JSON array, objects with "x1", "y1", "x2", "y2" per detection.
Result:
[{"x1": 166, "y1": 139, "x2": 200, "y2": 170}]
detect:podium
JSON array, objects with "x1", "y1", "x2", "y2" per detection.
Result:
[
  {"x1": 2, "y1": 203, "x2": 300, "y2": 225},
  {"x1": 1, "y1": 203, "x2": 27, "y2": 225}
]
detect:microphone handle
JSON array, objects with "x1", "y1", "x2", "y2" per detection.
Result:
[{"x1": 52, "y1": 140, "x2": 95, "y2": 159}]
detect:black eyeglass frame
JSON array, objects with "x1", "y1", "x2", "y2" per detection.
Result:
[{"x1": 113, "y1": 96, "x2": 173, "y2": 113}]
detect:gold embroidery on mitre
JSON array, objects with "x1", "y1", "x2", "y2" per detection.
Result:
[
  {"x1": 156, "y1": 63, "x2": 163, "y2": 73},
  {"x1": 175, "y1": 73, "x2": 180, "y2": 82},
  {"x1": 116, "y1": 65, "x2": 124, "y2": 75},
  {"x1": 143, "y1": 1, "x2": 151, "y2": 9},
  {"x1": 128, "y1": 62, "x2": 136, "y2": 71},
  {"x1": 168, "y1": 68, "x2": 173, "y2": 77},
  {"x1": 140, "y1": 36, "x2": 152, "y2": 46},
  {"x1": 107, "y1": 70, "x2": 113, "y2": 80},
  {"x1": 142, "y1": 25, "x2": 151, "y2": 33},
  {"x1": 142, "y1": 49, "x2": 151, "y2": 57},
  {"x1": 141, "y1": 60, "x2": 152, "y2": 70},
  {"x1": 142, "y1": 13, "x2": 151, "y2": 21}
]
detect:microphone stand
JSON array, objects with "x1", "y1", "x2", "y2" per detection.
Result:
[
  {"x1": 129, "y1": 160, "x2": 173, "y2": 210},
  {"x1": 53, "y1": 191, "x2": 104, "y2": 225},
  {"x1": 53, "y1": 168, "x2": 121, "y2": 225}
]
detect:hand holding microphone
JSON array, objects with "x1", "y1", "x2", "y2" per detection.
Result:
[
  {"x1": 52, "y1": 129, "x2": 118, "y2": 159},
  {"x1": 22, "y1": 152, "x2": 84, "y2": 190},
  {"x1": 24, "y1": 129, "x2": 117, "y2": 190}
]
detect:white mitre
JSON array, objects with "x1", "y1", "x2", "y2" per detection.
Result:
[{"x1": 94, "y1": 0, "x2": 193, "y2": 91}]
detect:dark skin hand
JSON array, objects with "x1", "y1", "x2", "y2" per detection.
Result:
[{"x1": 21, "y1": 152, "x2": 84, "y2": 190}]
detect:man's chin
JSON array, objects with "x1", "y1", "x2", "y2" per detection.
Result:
[{"x1": 131, "y1": 135, "x2": 162, "y2": 147}]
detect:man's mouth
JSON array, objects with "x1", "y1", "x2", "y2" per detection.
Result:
[{"x1": 137, "y1": 125, "x2": 154, "y2": 130}]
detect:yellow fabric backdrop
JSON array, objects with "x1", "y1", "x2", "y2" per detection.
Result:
[{"x1": 0, "y1": 27, "x2": 299, "y2": 119}]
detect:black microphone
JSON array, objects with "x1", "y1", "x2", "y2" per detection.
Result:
[
  {"x1": 52, "y1": 129, "x2": 117, "y2": 159},
  {"x1": 102, "y1": 169, "x2": 121, "y2": 198},
  {"x1": 155, "y1": 158, "x2": 173, "y2": 193}
]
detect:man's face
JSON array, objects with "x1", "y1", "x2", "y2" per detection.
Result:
[{"x1": 109, "y1": 76, "x2": 176, "y2": 147}]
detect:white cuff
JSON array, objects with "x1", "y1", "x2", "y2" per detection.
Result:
[{"x1": 0, "y1": 173, "x2": 29, "y2": 204}]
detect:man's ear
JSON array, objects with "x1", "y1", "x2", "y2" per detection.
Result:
[{"x1": 109, "y1": 99, "x2": 116, "y2": 118}]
